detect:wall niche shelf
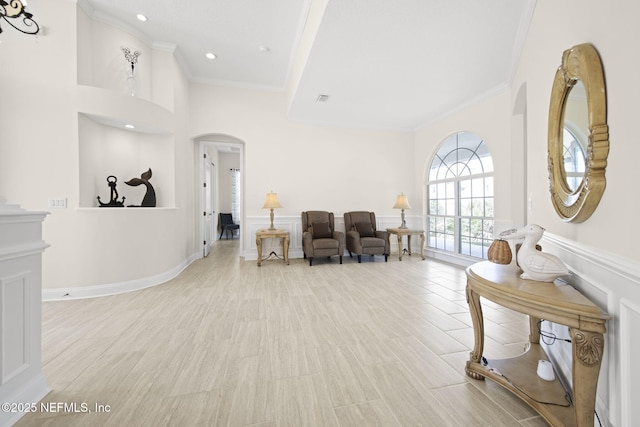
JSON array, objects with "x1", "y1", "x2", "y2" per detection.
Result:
[
  {"x1": 76, "y1": 207, "x2": 178, "y2": 212},
  {"x1": 77, "y1": 85, "x2": 176, "y2": 209}
]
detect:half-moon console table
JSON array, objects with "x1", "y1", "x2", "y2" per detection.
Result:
[{"x1": 465, "y1": 261, "x2": 609, "y2": 427}]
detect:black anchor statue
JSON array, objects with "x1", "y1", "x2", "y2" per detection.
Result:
[
  {"x1": 97, "y1": 175, "x2": 125, "y2": 207},
  {"x1": 125, "y1": 168, "x2": 156, "y2": 207}
]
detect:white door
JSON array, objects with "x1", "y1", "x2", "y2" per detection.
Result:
[{"x1": 203, "y1": 154, "x2": 215, "y2": 257}]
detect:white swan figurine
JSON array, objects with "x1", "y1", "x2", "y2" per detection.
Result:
[{"x1": 499, "y1": 224, "x2": 569, "y2": 282}]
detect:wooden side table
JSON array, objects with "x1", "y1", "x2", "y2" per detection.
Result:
[
  {"x1": 465, "y1": 261, "x2": 609, "y2": 427},
  {"x1": 386, "y1": 227, "x2": 425, "y2": 261},
  {"x1": 256, "y1": 228, "x2": 290, "y2": 266}
]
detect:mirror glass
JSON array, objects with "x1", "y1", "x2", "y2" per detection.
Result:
[{"x1": 563, "y1": 81, "x2": 588, "y2": 191}]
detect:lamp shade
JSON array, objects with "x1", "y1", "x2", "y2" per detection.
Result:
[
  {"x1": 262, "y1": 192, "x2": 282, "y2": 209},
  {"x1": 393, "y1": 193, "x2": 411, "y2": 210}
]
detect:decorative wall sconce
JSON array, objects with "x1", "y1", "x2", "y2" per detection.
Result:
[
  {"x1": 392, "y1": 193, "x2": 411, "y2": 229},
  {"x1": 121, "y1": 46, "x2": 141, "y2": 96},
  {"x1": 121, "y1": 46, "x2": 141, "y2": 73},
  {"x1": 262, "y1": 191, "x2": 282, "y2": 230},
  {"x1": 1, "y1": 0, "x2": 40, "y2": 35}
]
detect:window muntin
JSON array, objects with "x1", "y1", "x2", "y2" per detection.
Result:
[
  {"x1": 427, "y1": 132, "x2": 494, "y2": 259},
  {"x1": 562, "y1": 127, "x2": 586, "y2": 191}
]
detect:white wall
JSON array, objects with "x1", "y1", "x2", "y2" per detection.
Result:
[
  {"x1": 190, "y1": 85, "x2": 415, "y2": 215},
  {"x1": 2, "y1": 1, "x2": 638, "y2": 422},
  {"x1": 513, "y1": 2, "x2": 640, "y2": 425},
  {"x1": 413, "y1": 1, "x2": 640, "y2": 424},
  {"x1": 0, "y1": 1, "x2": 198, "y2": 297},
  {"x1": 414, "y1": 89, "x2": 515, "y2": 234},
  {"x1": 189, "y1": 84, "x2": 417, "y2": 258},
  {"x1": 514, "y1": 0, "x2": 640, "y2": 256}
]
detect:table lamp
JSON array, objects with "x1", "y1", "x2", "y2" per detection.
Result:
[
  {"x1": 393, "y1": 193, "x2": 411, "y2": 229},
  {"x1": 262, "y1": 191, "x2": 282, "y2": 230}
]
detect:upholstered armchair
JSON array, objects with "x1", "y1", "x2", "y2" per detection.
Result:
[
  {"x1": 343, "y1": 211, "x2": 389, "y2": 263},
  {"x1": 301, "y1": 211, "x2": 344, "y2": 266}
]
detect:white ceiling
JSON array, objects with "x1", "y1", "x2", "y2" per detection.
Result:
[{"x1": 80, "y1": 0, "x2": 536, "y2": 131}]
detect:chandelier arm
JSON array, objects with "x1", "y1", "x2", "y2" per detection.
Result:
[{"x1": 1, "y1": 0, "x2": 40, "y2": 35}]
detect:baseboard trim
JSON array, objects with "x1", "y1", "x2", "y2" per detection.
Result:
[
  {"x1": 42, "y1": 252, "x2": 200, "y2": 301},
  {"x1": 423, "y1": 248, "x2": 477, "y2": 268},
  {"x1": 0, "y1": 374, "x2": 50, "y2": 427}
]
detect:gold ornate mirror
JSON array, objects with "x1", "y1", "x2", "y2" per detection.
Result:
[{"x1": 548, "y1": 43, "x2": 609, "y2": 222}]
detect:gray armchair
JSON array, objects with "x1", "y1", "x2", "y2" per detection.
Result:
[
  {"x1": 301, "y1": 211, "x2": 344, "y2": 266},
  {"x1": 344, "y1": 211, "x2": 389, "y2": 263}
]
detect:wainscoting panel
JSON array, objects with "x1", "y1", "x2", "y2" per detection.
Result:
[
  {"x1": 244, "y1": 214, "x2": 415, "y2": 261},
  {"x1": 620, "y1": 298, "x2": 640, "y2": 427},
  {"x1": 541, "y1": 232, "x2": 640, "y2": 426},
  {"x1": 1, "y1": 272, "x2": 30, "y2": 385}
]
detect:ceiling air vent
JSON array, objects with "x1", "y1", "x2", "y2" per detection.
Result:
[{"x1": 316, "y1": 94, "x2": 330, "y2": 102}]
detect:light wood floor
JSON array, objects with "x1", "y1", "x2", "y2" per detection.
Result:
[{"x1": 16, "y1": 239, "x2": 549, "y2": 427}]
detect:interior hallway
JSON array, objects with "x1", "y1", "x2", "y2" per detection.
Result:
[{"x1": 16, "y1": 240, "x2": 548, "y2": 426}]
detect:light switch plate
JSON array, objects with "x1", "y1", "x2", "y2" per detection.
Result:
[{"x1": 48, "y1": 197, "x2": 67, "y2": 209}]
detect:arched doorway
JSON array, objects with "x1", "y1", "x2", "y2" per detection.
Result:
[{"x1": 195, "y1": 134, "x2": 245, "y2": 258}]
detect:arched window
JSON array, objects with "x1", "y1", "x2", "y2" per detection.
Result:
[
  {"x1": 562, "y1": 127, "x2": 586, "y2": 191},
  {"x1": 426, "y1": 132, "x2": 494, "y2": 259}
]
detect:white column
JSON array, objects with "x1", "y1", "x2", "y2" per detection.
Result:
[{"x1": 0, "y1": 196, "x2": 49, "y2": 426}]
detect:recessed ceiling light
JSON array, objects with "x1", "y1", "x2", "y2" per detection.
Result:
[
  {"x1": 125, "y1": 124, "x2": 135, "y2": 129},
  {"x1": 316, "y1": 94, "x2": 330, "y2": 102},
  {"x1": 259, "y1": 45, "x2": 270, "y2": 53},
  {"x1": 136, "y1": 14, "x2": 148, "y2": 22},
  {"x1": 206, "y1": 52, "x2": 217, "y2": 60}
]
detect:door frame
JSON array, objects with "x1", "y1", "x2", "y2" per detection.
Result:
[
  {"x1": 197, "y1": 135, "x2": 245, "y2": 258},
  {"x1": 201, "y1": 149, "x2": 215, "y2": 257}
]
